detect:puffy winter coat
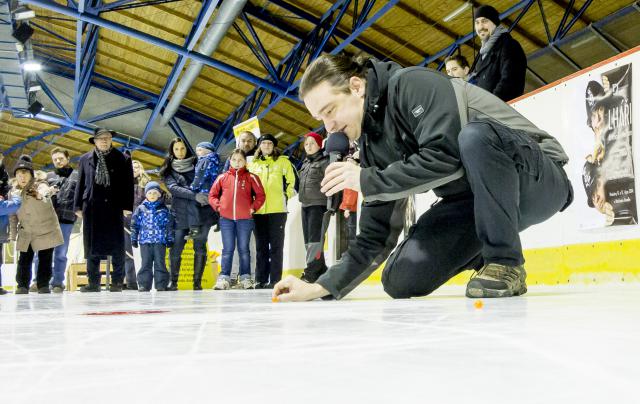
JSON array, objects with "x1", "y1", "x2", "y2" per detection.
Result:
[
  {"x1": 208, "y1": 167, "x2": 265, "y2": 220},
  {"x1": 0, "y1": 196, "x2": 21, "y2": 243},
  {"x1": 248, "y1": 155, "x2": 296, "y2": 214},
  {"x1": 130, "y1": 200, "x2": 175, "y2": 245},
  {"x1": 191, "y1": 152, "x2": 220, "y2": 193},
  {"x1": 164, "y1": 167, "x2": 216, "y2": 230},
  {"x1": 298, "y1": 151, "x2": 329, "y2": 207}
]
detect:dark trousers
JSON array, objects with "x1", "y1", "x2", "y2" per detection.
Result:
[
  {"x1": 16, "y1": 246, "x2": 54, "y2": 289},
  {"x1": 382, "y1": 122, "x2": 572, "y2": 298},
  {"x1": 137, "y1": 243, "x2": 169, "y2": 289},
  {"x1": 169, "y1": 225, "x2": 211, "y2": 283},
  {"x1": 253, "y1": 213, "x2": 287, "y2": 285},
  {"x1": 86, "y1": 249, "x2": 125, "y2": 286},
  {"x1": 0, "y1": 244, "x2": 3, "y2": 286},
  {"x1": 124, "y1": 219, "x2": 137, "y2": 287},
  {"x1": 301, "y1": 205, "x2": 327, "y2": 273}
]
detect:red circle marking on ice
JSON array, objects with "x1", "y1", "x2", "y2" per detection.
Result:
[{"x1": 83, "y1": 310, "x2": 169, "y2": 316}]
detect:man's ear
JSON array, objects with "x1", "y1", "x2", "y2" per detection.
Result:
[{"x1": 349, "y1": 77, "x2": 365, "y2": 97}]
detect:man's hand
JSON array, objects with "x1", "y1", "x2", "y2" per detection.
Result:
[
  {"x1": 272, "y1": 275, "x2": 330, "y2": 302},
  {"x1": 75, "y1": 210, "x2": 82, "y2": 219},
  {"x1": 320, "y1": 162, "x2": 361, "y2": 197}
]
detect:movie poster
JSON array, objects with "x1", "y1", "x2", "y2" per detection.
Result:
[{"x1": 576, "y1": 63, "x2": 636, "y2": 229}]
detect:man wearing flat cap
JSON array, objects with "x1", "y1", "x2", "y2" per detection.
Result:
[
  {"x1": 468, "y1": 5, "x2": 527, "y2": 101},
  {"x1": 74, "y1": 128, "x2": 134, "y2": 292}
]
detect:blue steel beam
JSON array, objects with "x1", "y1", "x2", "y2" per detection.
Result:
[
  {"x1": 73, "y1": 1, "x2": 101, "y2": 122},
  {"x1": 30, "y1": 21, "x2": 76, "y2": 46},
  {"x1": 85, "y1": 100, "x2": 151, "y2": 123},
  {"x1": 139, "y1": 0, "x2": 219, "y2": 145},
  {"x1": 559, "y1": 0, "x2": 595, "y2": 38},
  {"x1": 21, "y1": 0, "x2": 293, "y2": 98},
  {"x1": 36, "y1": 51, "x2": 222, "y2": 130},
  {"x1": 36, "y1": 74, "x2": 71, "y2": 119},
  {"x1": 3, "y1": 127, "x2": 71, "y2": 155},
  {"x1": 212, "y1": 0, "x2": 355, "y2": 147},
  {"x1": 254, "y1": 0, "x2": 399, "y2": 129}
]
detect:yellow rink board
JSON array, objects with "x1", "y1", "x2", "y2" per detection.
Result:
[{"x1": 283, "y1": 239, "x2": 640, "y2": 286}]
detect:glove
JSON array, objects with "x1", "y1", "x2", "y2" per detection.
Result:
[
  {"x1": 195, "y1": 193, "x2": 209, "y2": 205},
  {"x1": 131, "y1": 240, "x2": 139, "y2": 249}
]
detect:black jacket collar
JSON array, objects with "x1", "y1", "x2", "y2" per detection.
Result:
[{"x1": 361, "y1": 60, "x2": 403, "y2": 139}]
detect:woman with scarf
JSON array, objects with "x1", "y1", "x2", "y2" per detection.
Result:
[
  {"x1": 74, "y1": 128, "x2": 134, "y2": 292},
  {"x1": 160, "y1": 138, "x2": 216, "y2": 291}
]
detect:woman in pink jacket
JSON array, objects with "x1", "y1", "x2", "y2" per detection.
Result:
[{"x1": 209, "y1": 149, "x2": 265, "y2": 290}]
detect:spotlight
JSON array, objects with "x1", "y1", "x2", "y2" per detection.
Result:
[
  {"x1": 13, "y1": 6, "x2": 36, "y2": 21},
  {"x1": 22, "y1": 61, "x2": 42, "y2": 72},
  {"x1": 28, "y1": 100, "x2": 43, "y2": 116},
  {"x1": 12, "y1": 23, "x2": 34, "y2": 44}
]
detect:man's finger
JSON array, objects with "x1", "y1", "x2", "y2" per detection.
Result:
[
  {"x1": 321, "y1": 174, "x2": 345, "y2": 196},
  {"x1": 321, "y1": 163, "x2": 344, "y2": 187}
]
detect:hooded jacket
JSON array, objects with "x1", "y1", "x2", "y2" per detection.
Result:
[
  {"x1": 208, "y1": 167, "x2": 266, "y2": 220},
  {"x1": 316, "y1": 59, "x2": 569, "y2": 300},
  {"x1": 130, "y1": 200, "x2": 175, "y2": 245},
  {"x1": 248, "y1": 155, "x2": 296, "y2": 214}
]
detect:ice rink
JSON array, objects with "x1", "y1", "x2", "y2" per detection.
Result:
[{"x1": 1, "y1": 284, "x2": 637, "y2": 403}]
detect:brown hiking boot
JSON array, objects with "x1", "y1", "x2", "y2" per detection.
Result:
[{"x1": 466, "y1": 263, "x2": 527, "y2": 298}]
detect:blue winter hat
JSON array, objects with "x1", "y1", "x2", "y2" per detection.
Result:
[
  {"x1": 144, "y1": 181, "x2": 161, "y2": 195},
  {"x1": 196, "y1": 142, "x2": 216, "y2": 152}
]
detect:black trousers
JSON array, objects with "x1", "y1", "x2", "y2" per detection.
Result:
[
  {"x1": 254, "y1": 213, "x2": 287, "y2": 285},
  {"x1": 382, "y1": 122, "x2": 572, "y2": 298},
  {"x1": 86, "y1": 249, "x2": 125, "y2": 286},
  {"x1": 301, "y1": 205, "x2": 327, "y2": 273},
  {"x1": 16, "y1": 246, "x2": 54, "y2": 289}
]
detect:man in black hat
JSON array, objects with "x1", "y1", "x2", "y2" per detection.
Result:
[
  {"x1": 468, "y1": 5, "x2": 527, "y2": 101},
  {"x1": 74, "y1": 128, "x2": 134, "y2": 292}
]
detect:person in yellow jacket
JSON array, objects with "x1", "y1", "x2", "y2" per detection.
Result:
[{"x1": 248, "y1": 133, "x2": 297, "y2": 288}]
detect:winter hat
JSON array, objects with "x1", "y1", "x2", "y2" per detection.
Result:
[
  {"x1": 90, "y1": 128, "x2": 113, "y2": 144},
  {"x1": 13, "y1": 154, "x2": 34, "y2": 176},
  {"x1": 257, "y1": 133, "x2": 278, "y2": 147},
  {"x1": 474, "y1": 5, "x2": 501, "y2": 26},
  {"x1": 144, "y1": 181, "x2": 162, "y2": 196},
  {"x1": 196, "y1": 141, "x2": 216, "y2": 152},
  {"x1": 304, "y1": 132, "x2": 324, "y2": 149}
]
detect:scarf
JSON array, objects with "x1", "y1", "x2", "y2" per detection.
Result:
[
  {"x1": 94, "y1": 147, "x2": 112, "y2": 187},
  {"x1": 479, "y1": 25, "x2": 509, "y2": 60},
  {"x1": 171, "y1": 156, "x2": 195, "y2": 173}
]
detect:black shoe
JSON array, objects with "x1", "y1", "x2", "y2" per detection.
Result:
[
  {"x1": 108, "y1": 283, "x2": 123, "y2": 292},
  {"x1": 138, "y1": 287, "x2": 150, "y2": 292},
  {"x1": 166, "y1": 283, "x2": 178, "y2": 291},
  {"x1": 300, "y1": 265, "x2": 328, "y2": 283},
  {"x1": 0, "y1": 287, "x2": 7, "y2": 295},
  {"x1": 192, "y1": 253, "x2": 206, "y2": 291},
  {"x1": 255, "y1": 283, "x2": 273, "y2": 290},
  {"x1": 156, "y1": 286, "x2": 168, "y2": 291},
  {"x1": 193, "y1": 285, "x2": 203, "y2": 291},
  {"x1": 264, "y1": 283, "x2": 275, "y2": 290},
  {"x1": 80, "y1": 284, "x2": 101, "y2": 293},
  {"x1": 124, "y1": 283, "x2": 138, "y2": 290},
  {"x1": 38, "y1": 287, "x2": 51, "y2": 294},
  {"x1": 15, "y1": 287, "x2": 29, "y2": 295}
]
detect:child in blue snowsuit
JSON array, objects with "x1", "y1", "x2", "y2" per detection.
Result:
[
  {"x1": 0, "y1": 192, "x2": 21, "y2": 295},
  {"x1": 187, "y1": 141, "x2": 220, "y2": 239},
  {"x1": 131, "y1": 182, "x2": 175, "y2": 291}
]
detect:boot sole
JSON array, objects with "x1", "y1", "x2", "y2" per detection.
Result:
[{"x1": 466, "y1": 285, "x2": 527, "y2": 298}]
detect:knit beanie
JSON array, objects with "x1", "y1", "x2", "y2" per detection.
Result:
[
  {"x1": 13, "y1": 154, "x2": 34, "y2": 176},
  {"x1": 474, "y1": 5, "x2": 501, "y2": 26}
]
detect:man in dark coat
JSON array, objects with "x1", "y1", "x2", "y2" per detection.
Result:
[
  {"x1": 468, "y1": 5, "x2": 527, "y2": 102},
  {"x1": 74, "y1": 128, "x2": 134, "y2": 292}
]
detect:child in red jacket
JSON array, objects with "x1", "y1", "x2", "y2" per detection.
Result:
[{"x1": 209, "y1": 149, "x2": 265, "y2": 290}]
